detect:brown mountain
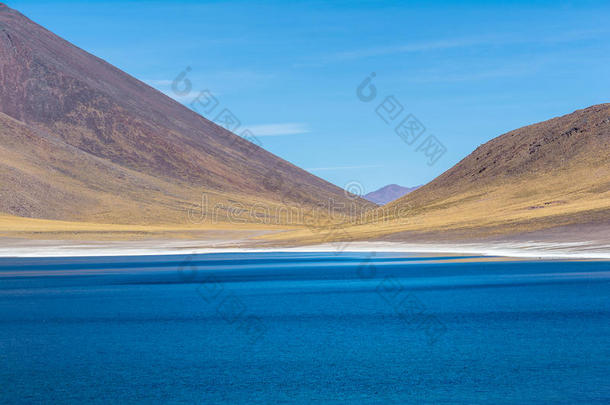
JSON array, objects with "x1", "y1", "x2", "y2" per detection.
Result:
[
  {"x1": 364, "y1": 184, "x2": 419, "y2": 205},
  {"x1": 379, "y1": 103, "x2": 610, "y2": 238},
  {"x1": 0, "y1": 3, "x2": 373, "y2": 226}
]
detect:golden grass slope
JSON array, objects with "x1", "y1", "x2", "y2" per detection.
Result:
[
  {"x1": 0, "y1": 109, "x2": 365, "y2": 231},
  {"x1": 0, "y1": 212, "x2": 299, "y2": 241}
]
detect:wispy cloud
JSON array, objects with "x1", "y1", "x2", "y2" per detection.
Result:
[
  {"x1": 306, "y1": 164, "x2": 384, "y2": 171},
  {"x1": 158, "y1": 90, "x2": 197, "y2": 103},
  {"x1": 407, "y1": 64, "x2": 538, "y2": 83},
  {"x1": 328, "y1": 29, "x2": 607, "y2": 62},
  {"x1": 248, "y1": 123, "x2": 309, "y2": 136},
  {"x1": 144, "y1": 80, "x2": 196, "y2": 103},
  {"x1": 333, "y1": 38, "x2": 489, "y2": 61}
]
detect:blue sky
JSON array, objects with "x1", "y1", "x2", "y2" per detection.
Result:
[{"x1": 8, "y1": 0, "x2": 610, "y2": 193}]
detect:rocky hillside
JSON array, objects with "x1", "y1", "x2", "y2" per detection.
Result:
[{"x1": 382, "y1": 104, "x2": 610, "y2": 236}]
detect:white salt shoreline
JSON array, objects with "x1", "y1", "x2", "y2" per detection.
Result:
[{"x1": 0, "y1": 240, "x2": 608, "y2": 259}]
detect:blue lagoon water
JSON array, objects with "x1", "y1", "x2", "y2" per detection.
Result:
[{"x1": 0, "y1": 252, "x2": 609, "y2": 403}]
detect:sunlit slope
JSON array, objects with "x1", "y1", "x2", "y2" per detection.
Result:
[
  {"x1": 0, "y1": 112, "x2": 302, "y2": 226},
  {"x1": 387, "y1": 103, "x2": 609, "y2": 229}
]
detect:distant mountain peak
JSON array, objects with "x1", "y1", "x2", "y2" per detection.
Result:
[{"x1": 364, "y1": 184, "x2": 420, "y2": 205}]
